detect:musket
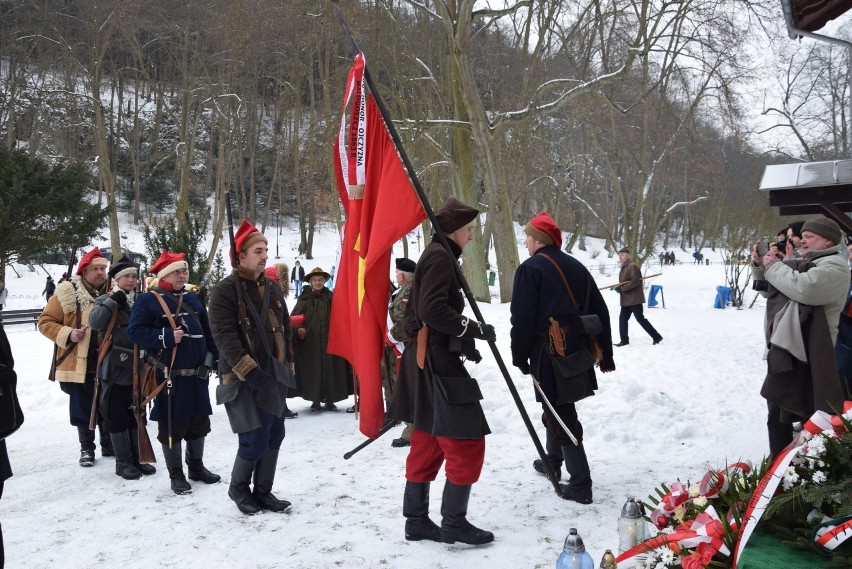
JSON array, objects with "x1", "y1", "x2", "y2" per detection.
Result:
[
  {"x1": 343, "y1": 420, "x2": 397, "y2": 460},
  {"x1": 224, "y1": 192, "x2": 255, "y2": 357},
  {"x1": 334, "y1": 11, "x2": 564, "y2": 498},
  {"x1": 598, "y1": 273, "x2": 662, "y2": 290},
  {"x1": 48, "y1": 245, "x2": 79, "y2": 382},
  {"x1": 132, "y1": 344, "x2": 156, "y2": 463}
]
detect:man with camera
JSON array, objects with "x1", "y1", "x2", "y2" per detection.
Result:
[{"x1": 751, "y1": 216, "x2": 850, "y2": 457}]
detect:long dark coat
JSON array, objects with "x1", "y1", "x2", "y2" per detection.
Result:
[
  {"x1": 89, "y1": 289, "x2": 136, "y2": 386},
  {"x1": 128, "y1": 287, "x2": 218, "y2": 422},
  {"x1": 209, "y1": 270, "x2": 293, "y2": 433},
  {"x1": 290, "y1": 286, "x2": 352, "y2": 403},
  {"x1": 0, "y1": 323, "x2": 13, "y2": 481},
  {"x1": 387, "y1": 237, "x2": 489, "y2": 439},
  {"x1": 510, "y1": 246, "x2": 613, "y2": 404}
]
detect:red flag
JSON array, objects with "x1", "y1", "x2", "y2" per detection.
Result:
[{"x1": 329, "y1": 53, "x2": 426, "y2": 438}]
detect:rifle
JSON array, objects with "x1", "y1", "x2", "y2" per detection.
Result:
[
  {"x1": 224, "y1": 192, "x2": 255, "y2": 356},
  {"x1": 343, "y1": 420, "x2": 397, "y2": 460},
  {"x1": 132, "y1": 272, "x2": 156, "y2": 463},
  {"x1": 88, "y1": 309, "x2": 118, "y2": 430},
  {"x1": 48, "y1": 245, "x2": 79, "y2": 382},
  {"x1": 598, "y1": 273, "x2": 662, "y2": 290}
]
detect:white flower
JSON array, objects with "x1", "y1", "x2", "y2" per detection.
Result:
[
  {"x1": 659, "y1": 549, "x2": 675, "y2": 563},
  {"x1": 812, "y1": 471, "x2": 827, "y2": 484},
  {"x1": 693, "y1": 496, "x2": 708, "y2": 507},
  {"x1": 782, "y1": 467, "x2": 800, "y2": 490},
  {"x1": 688, "y1": 483, "x2": 701, "y2": 497},
  {"x1": 807, "y1": 436, "x2": 827, "y2": 456},
  {"x1": 654, "y1": 563, "x2": 667, "y2": 569}
]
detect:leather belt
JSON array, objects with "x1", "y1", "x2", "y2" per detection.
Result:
[{"x1": 172, "y1": 368, "x2": 199, "y2": 376}]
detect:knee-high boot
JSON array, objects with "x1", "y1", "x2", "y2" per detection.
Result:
[
  {"x1": 77, "y1": 426, "x2": 96, "y2": 467},
  {"x1": 98, "y1": 418, "x2": 114, "y2": 457},
  {"x1": 440, "y1": 481, "x2": 494, "y2": 545},
  {"x1": 110, "y1": 431, "x2": 142, "y2": 480},
  {"x1": 532, "y1": 427, "x2": 563, "y2": 480},
  {"x1": 403, "y1": 481, "x2": 442, "y2": 542},
  {"x1": 559, "y1": 443, "x2": 593, "y2": 504},
  {"x1": 128, "y1": 428, "x2": 156, "y2": 475},
  {"x1": 228, "y1": 455, "x2": 261, "y2": 515},
  {"x1": 185, "y1": 437, "x2": 220, "y2": 484},
  {"x1": 162, "y1": 442, "x2": 192, "y2": 495},
  {"x1": 252, "y1": 449, "x2": 291, "y2": 512}
]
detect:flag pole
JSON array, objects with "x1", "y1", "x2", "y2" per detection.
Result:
[{"x1": 334, "y1": 9, "x2": 564, "y2": 498}]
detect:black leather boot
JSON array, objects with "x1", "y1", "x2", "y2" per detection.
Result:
[
  {"x1": 440, "y1": 481, "x2": 494, "y2": 545},
  {"x1": 110, "y1": 431, "x2": 143, "y2": 480},
  {"x1": 77, "y1": 426, "x2": 96, "y2": 467},
  {"x1": 252, "y1": 449, "x2": 291, "y2": 512},
  {"x1": 228, "y1": 456, "x2": 262, "y2": 515},
  {"x1": 532, "y1": 428, "x2": 563, "y2": 481},
  {"x1": 162, "y1": 442, "x2": 192, "y2": 495},
  {"x1": 403, "y1": 481, "x2": 441, "y2": 542},
  {"x1": 559, "y1": 443, "x2": 593, "y2": 504},
  {"x1": 128, "y1": 428, "x2": 156, "y2": 475},
  {"x1": 98, "y1": 419, "x2": 114, "y2": 457},
  {"x1": 185, "y1": 437, "x2": 220, "y2": 484}
]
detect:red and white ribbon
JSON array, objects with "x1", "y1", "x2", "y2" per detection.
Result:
[
  {"x1": 335, "y1": 53, "x2": 367, "y2": 199},
  {"x1": 616, "y1": 506, "x2": 730, "y2": 564},
  {"x1": 814, "y1": 517, "x2": 852, "y2": 552}
]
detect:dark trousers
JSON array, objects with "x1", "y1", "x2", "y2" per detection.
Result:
[
  {"x1": 619, "y1": 304, "x2": 661, "y2": 343},
  {"x1": 541, "y1": 404, "x2": 584, "y2": 447},
  {"x1": 767, "y1": 402, "x2": 794, "y2": 458},
  {"x1": 0, "y1": 480, "x2": 4, "y2": 569},
  {"x1": 156, "y1": 415, "x2": 211, "y2": 446},
  {"x1": 66, "y1": 374, "x2": 96, "y2": 427},
  {"x1": 99, "y1": 383, "x2": 135, "y2": 432},
  {"x1": 237, "y1": 409, "x2": 286, "y2": 461},
  {"x1": 406, "y1": 429, "x2": 485, "y2": 485}
]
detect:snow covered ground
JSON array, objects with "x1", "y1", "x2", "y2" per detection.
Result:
[{"x1": 1, "y1": 222, "x2": 770, "y2": 569}]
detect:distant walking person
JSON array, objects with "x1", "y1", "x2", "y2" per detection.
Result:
[
  {"x1": 613, "y1": 248, "x2": 662, "y2": 347},
  {"x1": 42, "y1": 276, "x2": 56, "y2": 302},
  {"x1": 0, "y1": 281, "x2": 6, "y2": 310},
  {"x1": 291, "y1": 261, "x2": 305, "y2": 297}
]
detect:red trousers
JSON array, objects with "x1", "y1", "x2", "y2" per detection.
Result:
[{"x1": 405, "y1": 429, "x2": 485, "y2": 485}]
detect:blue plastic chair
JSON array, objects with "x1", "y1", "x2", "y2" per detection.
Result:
[
  {"x1": 714, "y1": 286, "x2": 732, "y2": 309},
  {"x1": 648, "y1": 284, "x2": 664, "y2": 308}
]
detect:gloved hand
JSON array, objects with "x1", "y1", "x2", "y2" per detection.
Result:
[
  {"x1": 613, "y1": 286, "x2": 622, "y2": 294},
  {"x1": 297, "y1": 328, "x2": 307, "y2": 340},
  {"x1": 517, "y1": 362, "x2": 531, "y2": 375},
  {"x1": 244, "y1": 367, "x2": 271, "y2": 390},
  {"x1": 598, "y1": 355, "x2": 616, "y2": 373},
  {"x1": 467, "y1": 349, "x2": 483, "y2": 364},
  {"x1": 111, "y1": 290, "x2": 127, "y2": 306},
  {"x1": 475, "y1": 323, "x2": 496, "y2": 343}
]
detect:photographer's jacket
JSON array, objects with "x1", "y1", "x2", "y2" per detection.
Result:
[
  {"x1": 388, "y1": 236, "x2": 489, "y2": 439},
  {"x1": 209, "y1": 269, "x2": 293, "y2": 433},
  {"x1": 510, "y1": 245, "x2": 613, "y2": 403},
  {"x1": 128, "y1": 286, "x2": 217, "y2": 422}
]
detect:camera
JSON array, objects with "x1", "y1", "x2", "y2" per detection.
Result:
[
  {"x1": 752, "y1": 279, "x2": 769, "y2": 292},
  {"x1": 774, "y1": 237, "x2": 788, "y2": 252}
]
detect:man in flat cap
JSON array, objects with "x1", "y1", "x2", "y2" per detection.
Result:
[
  {"x1": 510, "y1": 212, "x2": 615, "y2": 504},
  {"x1": 385, "y1": 257, "x2": 416, "y2": 448},
  {"x1": 752, "y1": 215, "x2": 850, "y2": 457},
  {"x1": 38, "y1": 247, "x2": 112, "y2": 466},
  {"x1": 128, "y1": 250, "x2": 220, "y2": 494},
  {"x1": 388, "y1": 196, "x2": 496, "y2": 545},
  {"x1": 613, "y1": 247, "x2": 662, "y2": 347},
  {"x1": 209, "y1": 220, "x2": 295, "y2": 515}
]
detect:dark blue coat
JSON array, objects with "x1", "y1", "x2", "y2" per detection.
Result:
[
  {"x1": 128, "y1": 287, "x2": 218, "y2": 422},
  {"x1": 510, "y1": 246, "x2": 613, "y2": 403}
]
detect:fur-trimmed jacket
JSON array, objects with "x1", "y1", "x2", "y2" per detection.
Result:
[{"x1": 38, "y1": 275, "x2": 108, "y2": 383}]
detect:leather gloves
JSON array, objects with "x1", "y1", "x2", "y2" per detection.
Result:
[
  {"x1": 611, "y1": 286, "x2": 622, "y2": 294},
  {"x1": 244, "y1": 367, "x2": 270, "y2": 389},
  {"x1": 467, "y1": 348, "x2": 483, "y2": 364},
  {"x1": 517, "y1": 362, "x2": 531, "y2": 375},
  {"x1": 598, "y1": 355, "x2": 616, "y2": 373},
  {"x1": 296, "y1": 328, "x2": 307, "y2": 340},
  {"x1": 111, "y1": 290, "x2": 127, "y2": 306},
  {"x1": 475, "y1": 323, "x2": 496, "y2": 343}
]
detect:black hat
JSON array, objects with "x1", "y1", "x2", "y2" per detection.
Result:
[
  {"x1": 618, "y1": 247, "x2": 630, "y2": 254},
  {"x1": 108, "y1": 255, "x2": 140, "y2": 280},
  {"x1": 435, "y1": 197, "x2": 478, "y2": 233},
  {"x1": 395, "y1": 258, "x2": 416, "y2": 273}
]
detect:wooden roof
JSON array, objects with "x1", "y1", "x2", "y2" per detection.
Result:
[
  {"x1": 788, "y1": 0, "x2": 852, "y2": 31},
  {"x1": 759, "y1": 159, "x2": 852, "y2": 233}
]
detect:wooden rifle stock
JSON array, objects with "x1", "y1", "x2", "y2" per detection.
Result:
[
  {"x1": 48, "y1": 245, "x2": 79, "y2": 382},
  {"x1": 132, "y1": 344, "x2": 156, "y2": 464},
  {"x1": 598, "y1": 273, "x2": 662, "y2": 290}
]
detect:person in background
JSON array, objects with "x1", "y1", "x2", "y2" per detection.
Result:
[
  {"x1": 88, "y1": 256, "x2": 156, "y2": 480},
  {"x1": 263, "y1": 262, "x2": 298, "y2": 419},
  {"x1": 128, "y1": 250, "x2": 220, "y2": 495},
  {"x1": 290, "y1": 267, "x2": 352, "y2": 411},
  {"x1": 291, "y1": 261, "x2": 305, "y2": 297},
  {"x1": 38, "y1": 248, "x2": 113, "y2": 466},
  {"x1": 510, "y1": 212, "x2": 615, "y2": 504},
  {"x1": 209, "y1": 221, "x2": 294, "y2": 515},
  {"x1": 42, "y1": 276, "x2": 55, "y2": 302},
  {"x1": 786, "y1": 220, "x2": 805, "y2": 255},
  {"x1": 0, "y1": 281, "x2": 6, "y2": 311},
  {"x1": 752, "y1": 216, "x2": 850, "y2": 457},
  {"x1": 386, "y1": 257, "x2": 416, "y2": 448},
  {"x1": 613, "y1": 247, "x2": 663, "y2": 347},
  {"x1": 0, "y1": 321, "x2": 15, "y2": 568},
  {"x1": 387, "y1": 197, "x2": 495, "y2": 546}
]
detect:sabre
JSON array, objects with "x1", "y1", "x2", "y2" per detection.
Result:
[{"x1": 533, "y1": 378, "x2": 579, "y2": 446}]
